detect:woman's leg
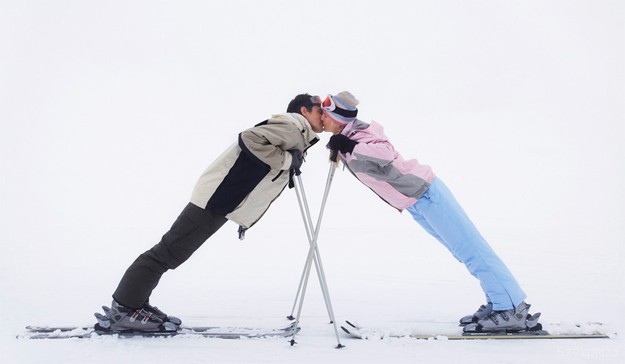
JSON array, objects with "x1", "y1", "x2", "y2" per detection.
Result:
[{"x1": 407, "y1": 179, "x2": 525, "y2": 310}]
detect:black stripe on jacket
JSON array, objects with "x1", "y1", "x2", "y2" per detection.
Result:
[{"x1": 205, "y1": 133, "x2": 271, "y2": 216}]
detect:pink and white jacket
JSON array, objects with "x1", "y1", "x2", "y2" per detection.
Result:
[{"x1": 337, "y1": 119, "x2": 436, "y2": 211}]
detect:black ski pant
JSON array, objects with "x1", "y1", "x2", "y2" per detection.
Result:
[{"x1": 112, "y1": 203, "x2": 228, "y2": 309}]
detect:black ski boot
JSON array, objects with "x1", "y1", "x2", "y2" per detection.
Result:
[
  {"x1": 143, "y1": 301, "x2": 182, "y2": 326},
  {"x1": 98, "y1": 300, "x2": 177, "y2": 332}
]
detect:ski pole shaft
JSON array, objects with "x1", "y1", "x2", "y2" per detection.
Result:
[
  {"x1": 290, "y1": 172, "x2": 334, "y2": 320},
  {"x1": 289, "y1": 163, "x2": 343, "y2": 348},
  {"x1": 302, "y1": 166, "x2": 337, "y2": 322},
  {"x1": 287, "y1": 179, "x2": 318, "y2": 319}
]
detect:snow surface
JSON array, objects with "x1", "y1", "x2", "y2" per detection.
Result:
[{"x1": 1, "y1": 0, "x2": 624, "y2": 363}]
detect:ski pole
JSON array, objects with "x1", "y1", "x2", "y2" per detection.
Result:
[
  {"x1": 289, "y1": 163, "x2": 344, "y2": 348},
  {"x1": 289, "y1": 170, "x2": 334, "y2": 322},
  {"x1": 297, "y1": 169, "x2": 342, "y2": 346},
  {"x1": 288, "y1": 151, "x2": 341, "y2": 320},
  {"x1": 290, "y1": 167, "x2": 337, "y2": 346},
  {"x1": 287, "y1": 172, "x2": 334, "y2": 322}
]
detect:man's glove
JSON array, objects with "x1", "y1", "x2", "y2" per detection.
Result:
[
  {"x1": 288, "y1": 149, "x2": 304, "y2": 174},
  {"x1": 327, "y1": 134, "x2": 358, "y2": 155}
]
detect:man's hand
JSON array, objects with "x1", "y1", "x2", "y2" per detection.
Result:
[{"x1": 288, "y1": 149, "x2": 304, "y2": 174}]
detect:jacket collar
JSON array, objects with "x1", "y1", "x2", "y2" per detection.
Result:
[{"x1": 271, "y1": 113, "x2": 319, "y2": 147}]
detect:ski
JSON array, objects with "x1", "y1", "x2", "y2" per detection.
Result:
[
  {"x1": 341, "y1": 320, "x2": 610, "y2": 340},
  {"x1": 19, "y1": 323, "x2": 299, "y2": 340}
]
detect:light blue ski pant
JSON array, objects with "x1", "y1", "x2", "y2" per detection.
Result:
[{"x1": 406, "y1": 178, "x2": 526, "y2": 311}]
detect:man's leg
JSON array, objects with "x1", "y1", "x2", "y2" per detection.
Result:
[{"x1": 112, "y1": 203, "x2": 227, "y2": 309}]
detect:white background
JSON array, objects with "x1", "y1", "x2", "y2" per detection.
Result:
[{"x1": 1, "y1": 1, "x2": 623, "y2": 363}]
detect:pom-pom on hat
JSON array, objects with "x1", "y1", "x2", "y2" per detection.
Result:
[{"x1": 322, "y1": 91, "x2": 359, "y2": 124}]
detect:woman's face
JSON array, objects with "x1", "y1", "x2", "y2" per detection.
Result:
[{"x1": 321, "y1": 111, "x2": 344, "y2": 135}]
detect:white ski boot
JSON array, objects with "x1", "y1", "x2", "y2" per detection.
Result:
[
  {"x1": 463, "y1": 301, "x2": 535, "y2": 333},
  {"x1": 459, "y1": 302, "x2": 493, "y2": 326}
]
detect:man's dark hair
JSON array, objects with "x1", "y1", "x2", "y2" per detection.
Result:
[{"x1": 286, "y1": 93, "x2": 320, "y2": 115}]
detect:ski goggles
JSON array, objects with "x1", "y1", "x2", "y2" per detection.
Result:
[
  {"x1": 321, "y1": 95, "x2": 358, "y2": 118},
  {"x1": 309, "y1": 95, "x2": 322, "y2": 105},
  {"x1": 321, "y1": 95, "x2": 337, "y2": 111}
]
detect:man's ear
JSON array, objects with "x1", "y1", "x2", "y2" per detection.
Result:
[{"x1": 300, "y1": 106, "x2": 308, "y2": 115}]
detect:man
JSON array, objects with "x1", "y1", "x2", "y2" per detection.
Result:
[{"x1": 100, "y1": 94, "x2": 323, "y2": 332}]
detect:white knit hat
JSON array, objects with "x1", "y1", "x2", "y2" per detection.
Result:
[{"x1": 322, "y1": 91, "x2": 359, "y2": 124}]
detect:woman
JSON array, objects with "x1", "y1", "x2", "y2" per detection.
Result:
[{"x1": 321, "y1": 91, "x2": 537, "y2": 333}]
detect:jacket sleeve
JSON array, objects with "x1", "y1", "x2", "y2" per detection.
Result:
[
  {"x1": 239, "y1": 124, "x2": 299, "y2": 171},
  {"x1": 345, "y1": 139, "x2": 396, "y2": 167}
]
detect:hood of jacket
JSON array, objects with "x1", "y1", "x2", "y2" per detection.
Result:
[{"x1": 341, "y1": 119, "x2": 386, "y2": 144}]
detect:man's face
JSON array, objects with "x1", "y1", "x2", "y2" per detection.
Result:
[{"x1": 302, "y1": 105, "x2": 324, "y2": 133}]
